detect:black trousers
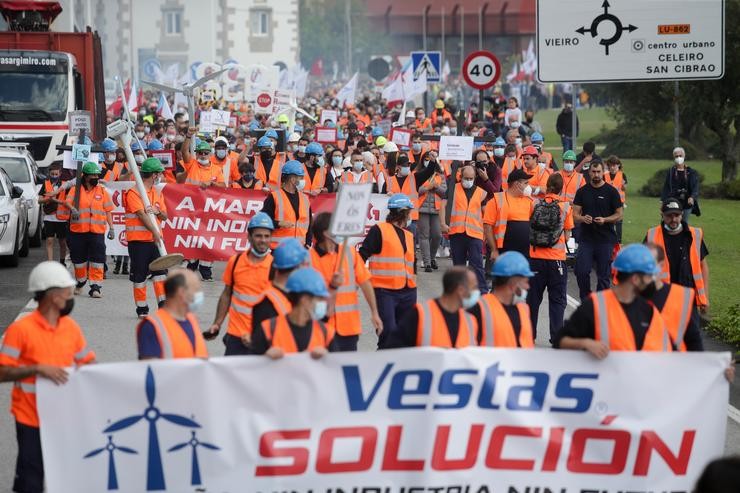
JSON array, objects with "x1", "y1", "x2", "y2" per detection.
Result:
[
  {"x1": 333, "y1": 334, "x2": 359, "y2": 351},
  {"x1": 223, "y1": 333, "x2": 250, "y2": 356},
  {"x1": 14, "y1": 421, "x2": 43, "y2": 493}
]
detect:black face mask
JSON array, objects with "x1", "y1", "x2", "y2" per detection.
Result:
[
  {"x1": 260, "y1": 150, "x2": 272, "y2": 161},
  {"x1": 60, "y1": 298, "x2": 75, "y2": 316},
  {"x1": 242, "y1": 171, "x2": 255, "y2": 182},
  {"x1": 639, "y1": 280, "x2": 657, "y2": 299},
  {"x1": 88, "y1": 178, "x2": 99, "y2": 187}
]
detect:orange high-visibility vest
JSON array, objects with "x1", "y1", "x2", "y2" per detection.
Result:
[
  {"x1": 526, "y1": 165, "x2": 552, "y2": 197},
  {"x1": 448, "y1": 183, "x2": 485, "y2": 240},
  {"x1": 102, "y1": 162, "x2": 124, "y2": 182},
  {"x1": 341, "y1": 170, "x2": 373, "y2": 184},
  {"x1": 645, "y1": 225, "x2": 708, "y2": 308},
  {"x1": 42, "y1": 180, "x2": 64, "y2": 218},
  {"x1": 484, "y1": 192, "x2": 533, "y2": 249},
  {"x1": 211, "y1": 151, "x2": 241, "y2": 185},
  {"x1": 415, "y1": 299, "x2": 477, "y2": 348},
  {"x1": 138, "y1": 308, "x2": 208, "y2": 358},
  {"x1": 658, "y1": 284, "x2": 695, "y2": 352},
  {"x1": 262, "y1": 315, "x2": 334, "y2": 353},
  {"x1": 255, "y1": 153, "x2": 286, "y2": 191},
  {"x1": 225, "y1": 252, "x2": 273, "y2": 337},
  {"x1": 368, "y1": 222, "x2": 416, "y2": 290},
  {"x1": 591, "y1": 290, "x2": 670, "y2": 351},
  {"x1": 271, "y1": 188, "x2": 310, "y2": 248},
  {"x1": 417, "y1": 173, "x2": 444, "y2": 211},
  {"x1": 309, "y1": 245, "x2": 367, "y2": 336},
  {"x1": 124, "y1": 186, "x2": 166, "y2": 242},
  {"x1": 415, "y1": 117, "x2": 432, "y2": 131},
  {"x1": 477, "y1": 294, "x2": 534, "y2": 347},
  {"x1": 605, "y1": 170, "x2": 626, "y2": 203},
  {"x1": 430, "y1": 109, "x2": 452, "y2": 124},
  {"x1": 529, "y1": 195, "x2": 573, "y2": 261},
  {"x1": 558, "y1": 171, "x2": 585, "y2": 203},
  {"x1": 500, "y1": 156, "x2": 522, "y2": 190},
  {"x1": 388, "y1": 174, "x2": 419, "y2": 220},
  {"x1": 66, "y1": 185, "x2": 113, "y2": 234},
  {"x1": 261, "y1": 286, "x2": 292, "y2": 317},
  {"x1": 303, "y1": 164, "x2": 326, "y2": 193}
]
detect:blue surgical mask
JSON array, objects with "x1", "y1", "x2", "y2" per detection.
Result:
[
  {"x1": 317, "y1": 156, "x2": 325, "y2": 166},
  {"x1": 494, "y1": 148, "x2": 505, "y2": 157},
  {"x1": 563, "y1": 161, "x2": 575, "y2": 172},
  {"x1": 462, "y1": 289, "x2": 481, "y2": 309},
  {"x1": 332, "y1": 156, "x2": 343, "y2": 167},
  {"x1": 312, "y1": 300, "x2": 328, "y2": 320},
  {"x1": 412, "y1": 143, "x2": 422, "y2": 153},
  {"x1": 215, "y1": 149, "x2": 227, "y2": 159},
  {"x1": 189, "y1": 291, "x2": 205, "y2": 312}
]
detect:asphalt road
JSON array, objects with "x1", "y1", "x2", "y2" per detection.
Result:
[{"x1": 0, "y1": 251, "x2": 738, "y2": 489}]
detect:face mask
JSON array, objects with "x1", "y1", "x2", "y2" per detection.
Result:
[
  {"x1": 297, "y1": 145, "x2": 307, "y2": 153},
  {"x1": 153, "y1": 175, "x2": 162, "y2": 186},
  {"x1": 215, "y1": 149, "x2": 227, "y2": 159},
  {"x1": 462, "y1": 289, "x2": 481, "y2": 309},
  {"x1": 515, "y1": 138, "x2": 522, "y2": 146},
  {"x1": 279, "y1": 123, "x2": 287, "y2": 130},
  {"x1": 639, "y1": 280, "x2": 657, "y2": 299},
  {"x1": 461, "y1": 178, "x2": 475, "y2": 189},
  {"x1": 59, "y1": 298, "x2": 74, "y2": 316},
  {"x1": 563, "y1": 161, "x2": 575, "y2": 172},
  {"x1": 674, "y1": 156, "x2": 685, "y2": 165},
  {"x1": 260, "y1": 150, "x2": 272, "y2": 160},
  {"x1": 250, "y1": 243, "x2": 270, "y2": 257},
  {"x1": 353, "y1": 161, "x2": 364, "y2": 172},
  {"x1": 166, "y1": 133, "x2": 176, "y2": 142},
  {"x1": 135, "y1": 132, "x2": 145, "y2": 139},
  {"x1": 88, "y1": 178, "x2": 99, "y2": 187},
  {"x1": 317, "y1": 156, "x2": 325, "y2": 166},
  {"x1": 50, "y1": 174, "x2": 61, "y2": 182},
  {"x1": 399, "y1": 166, "x2": 410, "y2": 177},
  {"x1": 242, "y1": 171, "x2": 255, "y2": 182},
  {"x1": 494, "y1": 148, "x2": 505, "y2": 157},
  {"x1": 135, "y1": 154, "x2": 145, "y2": 164},
  {"x1": 332, "y1": 156, "x2": 343, "y2": 167},
  {"x1": 312, "y1": 300, "x2": 328, "y2": 320},
  {"x1": 512, "y1": 288, "x2": 528, "y2": 305},
  {"x1": 144, "y1": 126, "x2": 151, "y2": 133},
  {"x1": 511, "y1": 121, "x2": 521, "y2": 129},
  {"x1": 406, "y1": 217, "x2": 413, "y2": 227},
  {"x1": 188, "y1": 291, "x2": 205, "y2": 312},
  {"x1": 105, "y1": 153, "x2": 116, "y2": 164},
  {"x1": 522, "y1": 184, "x2": 533, "y2": 197},
  {"x1": 412, "y1": 143, "x2": 422, "y2": 153},
  {"x1": 663, "y1": 221, "x2": 683, "y2": 233},
  {"x1": 296, "y1": 178, "x2": 306, "y2": 191},
  {"x1": 197, "y1": 157, "x2": 210, "y2": 166},
  {"x1": 176, "y1": 135, "x2": 185, "y2": 143},
  {"x1": 538, "y1": 162, "x2": 547, "y2": 170}
]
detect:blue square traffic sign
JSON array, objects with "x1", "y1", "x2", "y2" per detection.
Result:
[{"x1": 410, "y1": 51, "x2": 441, "y2": 82}]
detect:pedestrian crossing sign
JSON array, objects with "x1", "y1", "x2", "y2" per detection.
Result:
[{"x1": 411, "y1": 51, "x2": 441, "y2": 82}]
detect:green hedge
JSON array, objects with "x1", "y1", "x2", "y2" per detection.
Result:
[
  {"x1": 706, "y1": 304, "x2": 740, "y2": 349},
  {"x1": 591, "y1": 122, "x2": 706, "y2": 160},
  {"x1": 702, "y1": 180, "x2": 740, "y2": 200}
]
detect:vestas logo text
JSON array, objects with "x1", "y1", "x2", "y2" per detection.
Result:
[{"x1": 341, "y1": 362, "x2": 598, "y2": 413}]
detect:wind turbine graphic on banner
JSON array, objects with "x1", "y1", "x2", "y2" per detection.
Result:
[
  {"x1": 141, "y1": 68, "x2": 228, "y2": 153},
  {"x1": 103, "y1": 367, "x2": 201, "y2": 491},
  {"x1": 168, "y1": 430, "x2": 220, "y2": 486},
  {"x1": 84, "y1": 435, "x2": 138, "y2": 491}
]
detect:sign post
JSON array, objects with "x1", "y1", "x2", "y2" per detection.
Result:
[{"x1": 461, "y1": 51, "x2": 501, "y2": 121}]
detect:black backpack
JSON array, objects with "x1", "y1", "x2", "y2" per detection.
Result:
[{"x1": 530, "y1": 198, "x2": 562, "y2": 247}]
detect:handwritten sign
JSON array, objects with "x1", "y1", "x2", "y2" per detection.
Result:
[
  {"x1": 329, "y1": 183, "x2": 373, "y2": 237},
  {"x1": 438, "y1": 136, "x2": 474, "y2": 161},
  {"x1": 320, "y1": 109, "x2": 338, "y2": 124},
  {"x1": 315, "y1": 127, "x2": 338, "y2": 144},
  {"x1": 389, "y1": 128, "x2": 412, "y2": 148}
]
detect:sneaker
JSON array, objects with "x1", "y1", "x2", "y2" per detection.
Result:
[
  {"x1": 424, "y1": 265, "x2": 433, "y2": 273},
  {"x1": 113, "y1": 266, "x2": 120, "y2": 275},
  {"x1": 431, "y1": 259, "x2": 438, "y2": 270},
  {"x1": 74, "y1": 281, "x2": 85, "y2": 296},
  {"x1": 136, "y1": 307, "x2": 149, "y2": 319},
  {"x1": 443, "y1": 247, "x2": 450, "y2": 258},
  {"x1": 89, "y1": 285, "x2": 102, "y2": 298},
  {"x1": 201, "y1": 276, "x2": 214, "y2": 282},
  {"x1": 121, "y1": 265, "x2": 129, "y2": 275}
]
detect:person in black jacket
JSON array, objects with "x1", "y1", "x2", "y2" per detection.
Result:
[
  {"x1": 555, "y1": 102, "x2": 579, "y2": 152},
  {"x1": 661, "y1": 147, "x2": 700, "y2": 223}
]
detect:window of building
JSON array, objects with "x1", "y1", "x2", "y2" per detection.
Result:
[
  {"x1": 164, "y1": 11, "x2": 182, "y2": 36},
  {"x1": 251, "y1": 10, "x2": 270, "y2": 36}
]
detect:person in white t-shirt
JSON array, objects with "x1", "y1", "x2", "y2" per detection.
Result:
[{"x1": 504, "y1": 97, "x2": 523, "y2": 129}]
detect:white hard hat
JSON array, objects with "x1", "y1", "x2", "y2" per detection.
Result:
[
  {"x1": 383, "y1": 141, "x2": 399, "y2": 153},
  {"x1": 28, "y1": 261, "x2": 76, "y2": 293},
  {"x1": 214, "y1": 136, "x2": 229, "y2": 146},
  {"x1": 288, "y1": 132, "x2": 301, "y2": 143},
  {"x1": 405, "y1": 110, "x2": 415, "y2": 119}
]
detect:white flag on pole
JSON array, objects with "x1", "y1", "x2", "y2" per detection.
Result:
[
  {"x1": 336, "y1": 72, "x2": 358, "y2": 107},
  {"x1": 403, "y1": 64, "x2": 427, "y2": 99},
  {"x1": 127, "y1": 81, "x2": 138, "y2": 112},
  {"x1": 381, "y1": 74, "x2": 404, "y2": 103}
]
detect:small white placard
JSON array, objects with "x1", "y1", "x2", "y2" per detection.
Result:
[{"x1": 438, "y1": 136, "x2": 474, "y2": 161}]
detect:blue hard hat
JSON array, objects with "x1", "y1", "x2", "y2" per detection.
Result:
[
  {"x1": 494, "y1": 137, "x2": 506, "y2": 147},
  {"x1": 531, "y1": 132, "x2": 544, "y2": 143},
  {"x1": 491, "y1": 251, "x2": 535, "y2": 278},
  {"x1": 613, "y1": 244, "x2": 660, "y2": 275},
  {"x1": 282, "y1": 160, "x2": 305, "y2": 176},
  {"x1": 249, "y1": 120, "x2": 261, "y2": 131},
  {"x1": 101, "y1": 138, "x2": 117, "y2": 152},
  {"x1": 286, "y1": 267, "x2": 329, "y2": 297},
  {"x1": 372, "y1": 127, "x2": 384, "y2": 137},
  {"x1": 257, "y1": 136, "x2": 273, "y2": 148},
  {"x1": 131, "y1": 140, "x2": 142, "y2": 151},
  {"x1": 272, "y1": 238, "x2": 308, "y2": 270},
  {"x1": 147, "y1": 139, "x2": 164, "y2": 151},
  {"x1": 305, "y1": 142, "x2": 323, "y2": 156},
  {"x1": 387, "y1": 193, "x2": 414, "y2": 210},
  {"x1": 265, "y1": 129, "x2": 279, "y2": 140},
  {"x1": 247, "y1": 211, "x2": 274, "y2": 231}
]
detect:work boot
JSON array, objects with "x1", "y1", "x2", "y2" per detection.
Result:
[
  {"x1": 113, "y1": 257, "x2": 121, "y2": 275},
  {"x1": 89, "y1": 285, "x2": 102, "y2": 298},
  {"x1": 136, "y1": 306, "x2": 149, "y2": 320},
  {"x1": 424, "y1": 265, "x2": 433, "y2": 273},
  {"x1": 122, "y1": 257, "x2": 129, "y2": 275},
  {"x1": 431, "y1": 259, "x2": 438, "y2": 270},
  {"x1": 187, "y1": 260, "x2": 199, "y2": 271},
  {"x1": 74, "y1": 281, "x2": 85, "y2": 295},
  {"x1": 199, "y1": 265, "x2": 213, "y2": 282}
]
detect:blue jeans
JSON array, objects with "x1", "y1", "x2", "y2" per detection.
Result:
[
  {"x1": 575, "y1": 240, "x2": 614, "y2": 300},
  {"x1": 375, "y1": 287, "x2": 417, "y2": 349},
  {"x1": 528, "y1": 258, "x2": 567, "y2": 343},
  {"x1": 449, "y1": 234, "x2": 488, "y2": 293},
  {"x1": 682, "y1": 208, "x2": 692, "y2": 224},
  {"x1": 561, "y1": 135, "x2": 573, "y2": 152}
]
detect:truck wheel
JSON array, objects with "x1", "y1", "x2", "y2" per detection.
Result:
[{"x1": 29, "y1": 214, "x2": 42, "y2": 247}]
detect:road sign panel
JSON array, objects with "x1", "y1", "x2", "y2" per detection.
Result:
[
  {"x1": 462, "y1": 51, "x2": 501, "y2": 90},
  {"x1": 536, "y1": 0, "x2": 724, "y2": 83},
  {"x1": 411, "y1": 51, "x2": 441, "y2": 82}
]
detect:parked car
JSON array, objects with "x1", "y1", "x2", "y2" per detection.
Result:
[
  {"x1": 0, "y1": 167, "x2": 29, "y2": 266},
  {"x1": 0, "y1": 143, "x2": 43, "y2": 247}
]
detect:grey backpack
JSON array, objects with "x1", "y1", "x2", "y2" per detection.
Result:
[{"x1": 530, "y1": 198, "x2": 562, "y2": 247}]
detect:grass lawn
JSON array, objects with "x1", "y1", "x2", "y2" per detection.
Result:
[{"x1": 533, "y1": 107, "x2": 616, "y2": 150}]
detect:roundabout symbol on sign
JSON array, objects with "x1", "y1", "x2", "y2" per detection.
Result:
[
  {"x1": 462, "y1": 51, "x2": 501, "y2": 91},
  {"x1": 576, "y1": 0, "x2": 638, "y2": 55}
]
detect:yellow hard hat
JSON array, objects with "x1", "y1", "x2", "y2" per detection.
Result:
[
  {"x1": 434, "y1": 99, "x2": 445, "y2": 109},
  {"x1": 375, "y1": 136, "x2": 388, "y2": 147}
]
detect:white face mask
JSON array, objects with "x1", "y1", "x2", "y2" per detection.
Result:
[
  {"x1": 312, "y1": 300, "x2": 328, "y2": 320},
  {"x1": 188, "y1": 291, "x2": 205, "y2": 312},
  {"x1": 664, "y1": 221, "x2": 683, "y2": 233},
  {"x1": 332, "y1": 156, "x2": 343, "y2": 167},
  {"x1": 515, "y1": 138, "x2": 522, "y2": 147},
  {"x1": 563, "y1": 161, "x2": 575, "y2": 172},
  {"x1": 296, "y1": 178, "x2": 306, "y2": 191},
  {"x1": 135, "y1": 132, "x2": 145, "y2": 139},
  {"x1": 134, "y1": 154, "x2": 145, "y2": 164},
  {"x1": 406, "y1": 217, "x2": 413, "y2": 227},
  {"x1": 510, "y1": 121, "x2": 521, "y2": 129},
  {"x1": 461, "y1": 178, "x2": 475, "y2": 189},
  {"x1": 399, "y1": 166, "x2": 410, "y2": 177},
  {"x1": 317, "y1": 156, "x2": 325, "y2": 166},
  {"x1": 494, "y1": 148, "x2": 505, "y2": 157},
  {"x1": 297, "y1": 145, "x2": 306, "y2": 153},
  {"x1": 674, "y1": 156, "x2": 685, "y2": 165},
  {"x1": 538, "y1": 162, "x2": 547, "y2": 170},
  {"x1": 512, "y1": 288, "x2": 528, "y2": 305},
  {"x1": 105, "y1": 153, "x2": 116, "y2": 164},
  {"x1": 215, "y1": 149, "x2": 227, "y2": 159},
  {"x1": 165, "y1": 133, "x2": 176, "y2": 142},
  {"x1": 522, "y1": 184, "x2": 533, "y2": 197},
  {"x1": 462, "y1": 289, "x2": 481, "y2": 309},
  {"x1": 197, "y1": 157, "x2": 210, "y2": 166}
]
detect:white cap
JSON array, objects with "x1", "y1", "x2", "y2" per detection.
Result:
[
  {"x1": 288, "y1": 132, "x2": 301, "y2": 143},
  {"x1": 405, "y1": 110, "x2": 415, "y2": 119},
  {"x1": 383, "y1": 141, "x2": 399, "y2": 153},
  {"x1": 28, "y1": 261, "x2": 76, "y2": 293}
]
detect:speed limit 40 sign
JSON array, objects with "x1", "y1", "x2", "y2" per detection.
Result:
[{"x1": 462, "y1": 51, "x2": 502, "y2": 90}]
